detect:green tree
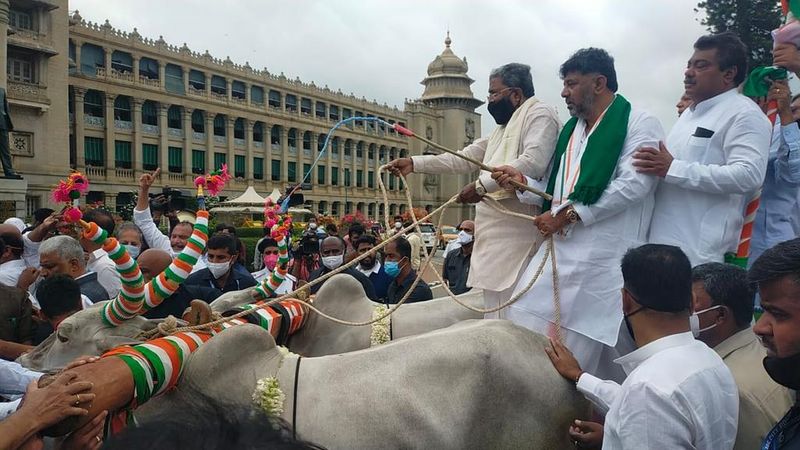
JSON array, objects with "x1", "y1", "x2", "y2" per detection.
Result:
[{"x1": 696, "y1": 0, "x2": 783, "y2": 69}]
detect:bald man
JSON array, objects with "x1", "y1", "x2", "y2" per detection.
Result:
[{"x1": 137, "y1": 249, "x2": 222, "y2": 319}]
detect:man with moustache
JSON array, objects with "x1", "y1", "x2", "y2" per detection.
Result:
[
  {"x1": 748, "y1": 238, "x2": 800, "y2": 449},
  {"x1": 492, "y1": 48, "x2": 665, "y2": 379},
  {"x1": 387, "y1": 63, "x2": 560, "y2": 318},
  {"x1": 638, "y1": 32, "x2": 772, "y2": 266}
]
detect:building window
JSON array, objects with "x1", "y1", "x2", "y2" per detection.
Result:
[
  {"x1": 167, "y1": 105, "x2": 182, "y2": 129},
  {"x1": 368, "y1": 171, "x2": 374, "y2": 189},
  {"x1": 271, "y1": 159, "x2": 281, "y2": 181},
  {"x1": 111, "y1": 51, "x2": 132, "y2": 73},
  {"x1": 139, "y1": 57, "x2": 159, "y2": 80},
  {"x1": 302, "y1": 163, "x2": 311, "y2": 183},
  {"x1": 331, "y1": 167, "x2": 339, "y2": 186},
  {"x1": 231, "y1": 81, "x2": 246, "y2": 100},
  {"x1": 368, "y1": 144, "x2": 375, "y2": 160},
  {"x1": 329, "y1": 105, "x2": 339, "y2": 121},
  {"x1": 302, "y1": 131, "x2": 311, "y2": 151},
  {"x1": 213, "y1": 115, "x2": 225, "y2": 136},
  {"x1": 285, "y1": 94, "x2": 297, "y2": 112},
  {"x1": 80, "y1": 43, "x2": 104, "y2": 76},
  {"x1": 168, "y1": 146, "x2": 182, "y2": 173},
  {"x1": 331, "y1": 138, "x2": 339, "y2": 157},
  {"x1": 115, "y1": 140, "x2": 132, "y2": 169},
  {"x1": 142, "y1": 144, "x2": 158, "y2": 171},
  {"x1": 344, "y1": 168, "x2": 351, "y2": 187},
  {"x1": 300, "y1": 98, "x2": 312, "y2": 115},
  {"x1": 251, "y1": 86, "x2": 264, "y2": 105},
  {"x1": 318, "y1": 201, "x2": 327, "y2": 215},
  {"x1": 317, "y1": 165, "x2": 325, "y2": 184},
  {"x1": 356, "y1": 142, "x2": 364, "y2": 159},
  {"x1": 367, "y1": 114, "x2": 376, "y2": 132},
  {"x1": 357, "y1": 169, "x2": 364, "y2": 188},
  {"x1": 114, "y1": 96, "x2": 131, "y2": 121},
  {"x1": 389, "y1": 174, "x2": 396, "y2": 190},
  {"x1": 268, "y1": 90, "x2": 281, "y2": 108},
  {"x1": 315, "y1": 101, "x2": 326, "y2": 118},
  {"x1": 288, "y1": 161, "x2": 297, "y2": 182},
  {"x1": 141, "y1": 101, "x2": 158, "y2": 126},
  {"x1": 251, "y1": 122, "x2": 263, "y2": 143},
  {"x1": 343, "y1": 108, "x2": 353, "y2": 128},
  {"x1": 84, "y1": 137, "x2": 104, "y2": 166},
  {"x1": 188, "y1": 69, "x2": 205, "y2": 90},
  {"x1": 287, "y1": 129, "x2": 297, "y2": 151},
  {"x1": 355, "y1": 111, "x2": 364, "y2": 127},
  {"x1": 317, "y1": 134, "x2": 325, "y2": 152},
  {"x1": 210, "y1": 75, "x2": 226, "y2": 95},
  {"x1": 7, "y1": 55, "x2": 34, "y2": 83},
  {"x1": 331, "y1": 202, "x2": 339, "y2": 217},
  {"x1": 344, "y1": 140, "x2": 352, "y2": 158},
  {"x1": 192, "y1": 149, "x2": 205, "y2": 174},
  {"x1": 368, "y1": 203, "x2": 375, "y2": 218},
  {"x1": 9, "y1": 9, "x2": 33, "y2": 30},
  {"x1": 25, "y1": 195, "x2": 40, "y2": 219},
  {"x1": 234, "y1": 118, "x2": 245, "y2": 139},
  {"x1": 253, "y1": 157, "x2": 264, "y2": 180},
  {"x1": 234, "y1": 155, "x2": 245, "y2": 178},
  {"x1": 191, "y1": 110, "x2": 205, "y2": 133},
  {"x1": 165, "y1": 64, "x2": 184, "y2": 94},
  {"x1": 271, "y1": 126, "x2": 281, "y2": 146},
  {"x1": 213, "y1": 152, "x2": 226, "y2": 171},
  {"x1": 83, "y1": 90, "x2": 104, "y2": 118}
]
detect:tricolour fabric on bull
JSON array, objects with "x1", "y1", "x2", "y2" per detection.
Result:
[
  {"x1": 81, "y1": 223, "x2": 145, "y2": 327},
  {"x1": 218, "y1": 299, "x2": 305, "y2": 345},
  {"x1": 252, "y1": 234, "x2": 289, "y2": 300}
]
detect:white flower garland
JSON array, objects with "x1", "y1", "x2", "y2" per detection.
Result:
[
  {"x1": 277, "y1": 345, "x2": 298, "y2": 358},
  {"x1": 370, "y1": 305, "x2": 391, "y2": 347},
  {"x1": 252, "y1": 377, "x2": 285, "y2": 417}
]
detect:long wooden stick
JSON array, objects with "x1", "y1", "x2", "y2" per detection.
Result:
[{"x1": 392, "y1": 124, "x2": 552, "y2": 201}]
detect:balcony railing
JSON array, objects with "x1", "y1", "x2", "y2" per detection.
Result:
[
  {"x1": 168, "y1": 128, "x2": 184, "y2": 138},
  {"x1": 115, "y1": 168, "x2": 135, "y2": 179},
  {"x1": 142, "y1": 124, "x2": 159, "y2": 135},
  {"x1": 7, "y1": 80, "x2": 50, "y2": 105},
  {"x1": 84, "y1": 115, "x2": 105, "y2": 127},
  {"x1": 138, "y1": 76, "x2": 161, "y2": 88},
  {"x1": 114, "y1": 120, "x2": 133, "y2": 130},
  {"x1": 193, "y1": 132, "x2": 206, "y2": 141},
  {"x1": 85, "y1": 166, "x2": 106, "y2": 178}
]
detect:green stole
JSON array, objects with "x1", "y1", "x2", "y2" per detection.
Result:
[{"x1": 543, "y1": 95, "x2": 631, "y2": 212}]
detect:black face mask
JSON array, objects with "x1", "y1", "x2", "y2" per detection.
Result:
[
  {"x1": 487, "y1": 96, "x2": 516, "y2": 125},
  {"x1": 623, "y1": 306, "x2": 645, "y2": 342},
  {"x1": 764, "y1": 352, "x2": 800, "y2": 390}
]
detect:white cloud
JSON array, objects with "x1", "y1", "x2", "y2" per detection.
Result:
[{"x1": 70, "y1": 0, "x2": 708, "y2": 136}]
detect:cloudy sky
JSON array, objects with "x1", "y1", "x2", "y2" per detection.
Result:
[{"x1": 71, "y1": 0, "x2": 711, "y2": 136}]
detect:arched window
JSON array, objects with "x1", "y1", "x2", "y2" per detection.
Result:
[
  {"x1": 287, "y1": 128, "x2": 297, "y2": 150},
  {"x1": 253, "y1": 122, "x2": 264, "y2": 142},
  {"x1": 191, "y1": 110, "x2": 205, "y2": 133},
  {"x1": 141, "y1": 101, "x2": 158, "y2": 126},
  {"x1": 167, "y1": 105, "x2": 182, "y2": 129},
  {"x1": 303, "y1": 131, "x2": 312, "y2": 150},
  {"x1": 271, "y1": 125, "x2": 281, "y2": 146},
  {"x1": 234, "y1": 118, "x2": 245, "y2": 139},
  {"x1": 113, "y1": 95, "x2": 131, "y2": 121},
  {"x1": 83, "y1": 90, "x2": 104, "y2": 117},
  {"x1": 213, "y1": 114, "x2": 226, "y2": 136}
]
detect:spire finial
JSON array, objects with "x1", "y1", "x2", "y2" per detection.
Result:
[{"x1": 445, "y1": 30, "x2": 451, "y2": 48}]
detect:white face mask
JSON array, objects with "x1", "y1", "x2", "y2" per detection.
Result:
[
  {"x1": 309, "y1": 222, "x2": 318, "y2": 230},
  {"x1": 456, "y1": 230, "x2": 474, "y2": 245},
  {"x1": 322, "y1": 254, "x2": 343, "y2": 270},
  {"x1": 689, "y1": 305, "x2": 723, "y2": 337},
  {"x1": 207, "y1": 260, "x2": 232, "y2": 279},
  {"x1": 123, "y1": 244, "x2": 141, "y2": 259},
  {"x1": 394, "y1": 222, "x2": 402, "y2": 229}
]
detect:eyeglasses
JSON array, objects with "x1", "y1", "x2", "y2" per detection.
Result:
[{"x1": 487, "y1": 87, "x2": 515, "y2": 101}]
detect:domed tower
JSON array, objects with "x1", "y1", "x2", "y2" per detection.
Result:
[{"x1": 404, "y1": 32, "x2": 483, "y2": 224}]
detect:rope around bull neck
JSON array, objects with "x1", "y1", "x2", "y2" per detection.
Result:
[{"x1": 146, "y1": 167, "x2": 563, "y2": 343}]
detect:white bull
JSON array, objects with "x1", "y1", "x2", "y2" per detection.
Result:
[{"x1": 141, "y1": 320, "x2": 589, "y2": 449}]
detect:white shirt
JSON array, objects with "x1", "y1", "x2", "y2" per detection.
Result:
[
  {"x1": 21, "y1": 232, "x2": 40, "y2": 268},
  {"x1": 87, "y1": 249, "x2": 121, "y2": 298},
  {"x1": 511, "y1": 106, "x2": 664, "y2": 347},
  {"x1": 0, "y1": 259, "x2": 26, "y2": 287},
  {"x1": 133, "y1": 207, "x2": 175, "y2": 257},
  {"x1": 577, "y1": 332, "x2": 738, "y2": 450},
  {"x1": 356, "y1": 260, "x2": 382, "y2": 277},
  {"x1": 251, "y1": 269, "x2": 296, "y2": 296},
  {"x1": 649, "y1": 88, "x2": 772, "y2": 266},
  {"x1": 0, "y1": 359, "x2": 42, "y2": 420}
]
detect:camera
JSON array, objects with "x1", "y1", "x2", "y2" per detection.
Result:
[
  {"x1": 294, "y1": 232, "x2": 319, "y2": 257},
  {"x1": 149, "y1": 186, "x2": 187, "y2": 213}
]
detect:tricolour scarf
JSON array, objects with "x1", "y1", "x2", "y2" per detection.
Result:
[{"x1": 543, "y1": 94, "x2": 631, "y2": 211}]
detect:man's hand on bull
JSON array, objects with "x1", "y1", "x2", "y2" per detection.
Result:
[
  {"x1": 60, "y1": 410, "x2": 107, "y2": 450},
  {"x1": 545, "y1": 337, "x2": 583, "y2": 383},
  {"x1": 568, "y1": 419, "x2": 603, "y2": 449},
  {"x1": 491, "y1": 165, "x2": 525, "y2": 190},
  {"x1": 387, "y1": 158, "x2": 414, "y2": 177},
  {"x1": 457, "y1": 182, "x2": 483, "y2": 204},
  {"x1": 773, "y1": 43, "x2": 800, "y2": 75}
]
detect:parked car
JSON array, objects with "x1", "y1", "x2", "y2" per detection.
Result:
[
  {"x1": 437, "y1": 225, "x2": 458, "y2": 249},
  {"x1": 417, "y1": 222, "x2": 438, "y2": 253}
]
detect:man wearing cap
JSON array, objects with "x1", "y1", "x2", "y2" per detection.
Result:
[{"x1": 547, "y1": 244, "x2": 738, "y2": 449}]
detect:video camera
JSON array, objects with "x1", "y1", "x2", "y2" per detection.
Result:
[
  {"x1": 294, "y1": 231, "x2": 319, "y2": 257},
  {"x1": 149, "y1": 186, "x2": 188, "y2": 213}
]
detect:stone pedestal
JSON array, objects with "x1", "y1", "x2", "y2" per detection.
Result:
[{"x1": 0, "y1": 177, "x2": 28, "y2": 220}]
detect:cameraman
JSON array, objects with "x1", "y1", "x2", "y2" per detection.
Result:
[
  {"x1": 290, "y1": 231, "x2": 320, "y2": 282},
  {"x1": 133, "y1": 169, "x2": 202, "y2": 271}
]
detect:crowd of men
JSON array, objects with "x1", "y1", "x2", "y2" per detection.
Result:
[{"x1": 0, "y1": 28, "x2": 799, "y2": 449}]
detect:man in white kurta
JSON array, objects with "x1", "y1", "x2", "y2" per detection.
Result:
[
  {"x1": 389, "y1": 63, "x2": 560, "y2": 318},
  {"x1": 494, "y1": 49, "x2": 664, "y2": 378},
  {"x1": 638, "y1": 33, "x2": 772, "y2": 266}
]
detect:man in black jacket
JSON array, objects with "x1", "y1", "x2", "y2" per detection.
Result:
[
  {"x1": 307, "y1": 236, "x2": 376, "y2": 300},
  {"x1": 184, "y1": 233, "x2": 257, "y2": 293}
]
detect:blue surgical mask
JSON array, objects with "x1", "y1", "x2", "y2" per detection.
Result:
[
  {"x1": 123, "y1": 244, "x2": 141, "y2": 259},
  {"x1": 384, "y1": 259, "x2": 403, "y2": 278}
]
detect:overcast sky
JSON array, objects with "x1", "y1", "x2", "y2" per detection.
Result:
[{"x1": 71, "y1": 0, "x2": 710, "y2": 136}]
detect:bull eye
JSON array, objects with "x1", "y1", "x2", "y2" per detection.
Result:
[{"x1": 56, "y1": 331, "x2": 68, "y2": 343}]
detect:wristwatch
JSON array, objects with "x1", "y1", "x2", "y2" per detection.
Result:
[
  {"x1": 565, "y1": 206, "x2": 580, "y2": 223},
  {"x1": 475, "y1": 180, "x2": 487, "y2": 196}
]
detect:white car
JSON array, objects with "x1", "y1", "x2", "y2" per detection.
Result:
[{"x1": 417, "y1": 223, "x2": 438, "y2": 254}]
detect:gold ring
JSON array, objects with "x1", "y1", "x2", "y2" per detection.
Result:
[
  {"x1": 95, "y1": 436, "x2": 102, "y2": 443},
  {"x1": 74, "y1": 394, "x2": 80, "y2": 405}
]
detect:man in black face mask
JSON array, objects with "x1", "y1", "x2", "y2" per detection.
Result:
[
  {"x1": 749, "y1": 237, "x2": 800, "y2": 449},
  {"x1": 387, "y1": 62, "x2": 560, "y2": 319}
]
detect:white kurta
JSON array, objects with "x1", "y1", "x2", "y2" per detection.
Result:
[
  {"x1": 648, "y1": 88, "x2": 771, "y2": 266},
  {"x1": 509, "y1": 106, "x2": 665, "y2": 351}
]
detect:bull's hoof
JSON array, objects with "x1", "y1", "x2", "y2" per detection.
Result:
[{"x1": 183, "y1": 300, "x2": 213, "y2": 325}]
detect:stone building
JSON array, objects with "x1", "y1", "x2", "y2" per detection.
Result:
[{"x1": 0, "y1": 2, "x2": 482, "y2": 226}]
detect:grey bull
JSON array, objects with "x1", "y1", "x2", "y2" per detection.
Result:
[{"x1": 141, "y1": 320, "x2": 590, "y2": 450}]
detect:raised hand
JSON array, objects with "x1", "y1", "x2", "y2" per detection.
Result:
[{"x1": 138, "y1": 168, "x2": 161, "y2": 192}]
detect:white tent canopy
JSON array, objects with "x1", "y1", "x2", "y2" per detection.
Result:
[{"x1": 222, "y1": 186, "x2": 266, "y2": 206}]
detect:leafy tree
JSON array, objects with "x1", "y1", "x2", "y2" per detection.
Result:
[{"x1": 696, "y1": 0, "x2": 783, "y2": 69}]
